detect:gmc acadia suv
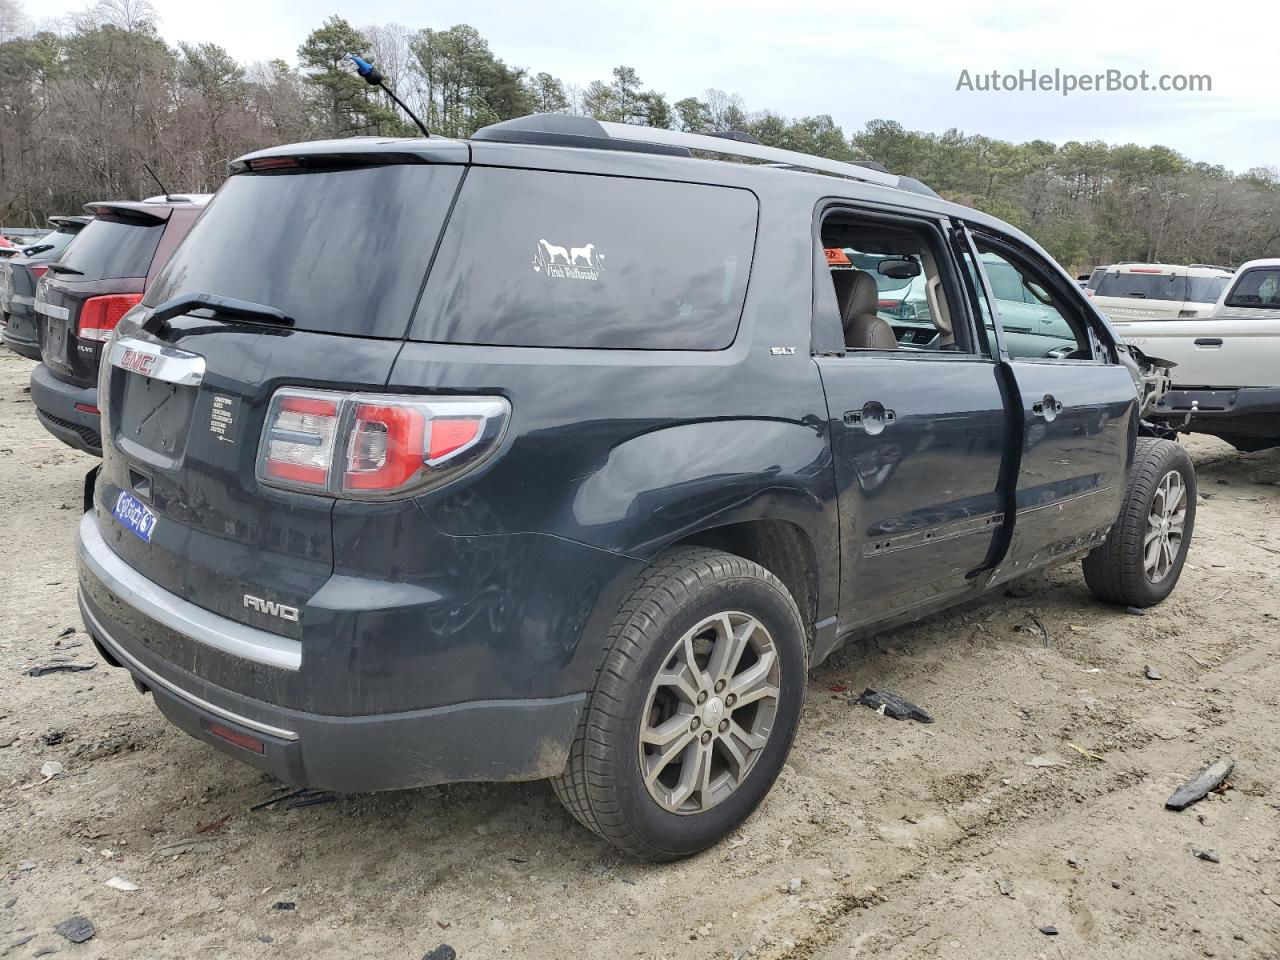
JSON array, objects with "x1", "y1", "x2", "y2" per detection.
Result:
[{"x1": 76, "y1": 115, "x2": 1195, "y2": 860}]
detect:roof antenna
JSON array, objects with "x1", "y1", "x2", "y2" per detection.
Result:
[
  {"x1": 142, "y1": 162, "x2": 175, "y2": 202},
  {"x1": 349, "y1": 54, "x2": 430, "y2": 138}
]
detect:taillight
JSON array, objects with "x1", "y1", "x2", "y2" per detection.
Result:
[
  {"x1": 258, "y1": 388, "x2": 509, "y2": 499},
  {"x1": 77, "y1": 293, "x2": 143, "y2": 343},
  {"x1": 30, "y1": 265, "x2": 48, "y2": 279},
  {"x1": 260, "y1": 392, "x2": 341, "y2": 490}
]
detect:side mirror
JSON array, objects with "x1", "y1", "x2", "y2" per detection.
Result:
[{"x1": 877, "y1": 258, "x2": 922, "y2": 280}]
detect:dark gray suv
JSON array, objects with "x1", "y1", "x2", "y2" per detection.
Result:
[
  {"x1": 0, "y1": 216, "x2": 90, "y2": 360},
  {"x1": 76, "y1": 115, "x2": 1195, "y2": 860}
]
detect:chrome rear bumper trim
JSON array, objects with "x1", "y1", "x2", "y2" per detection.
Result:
[{"x1": 78, "y1": 511, "x2": 302, "y2": 671}]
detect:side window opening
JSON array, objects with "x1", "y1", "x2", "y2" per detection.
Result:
[
  {"x1": 819, "y1": 215, "x2": 969, "y2": 355},
  {"x1": 972, "y1": 240, "x2": 1095, "y2": 361}
]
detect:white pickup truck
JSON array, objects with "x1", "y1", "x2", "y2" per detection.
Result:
[{"x1": 1100, "y1": 260, "x2": 1280, "y2": 452}]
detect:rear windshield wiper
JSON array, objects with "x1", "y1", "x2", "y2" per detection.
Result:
[
  {"x1": 141, "y1": 293, "x2": 294, "y2": 334},
  {"x1": 46, "y1": 263, "x2": 84, "y2": 276}
]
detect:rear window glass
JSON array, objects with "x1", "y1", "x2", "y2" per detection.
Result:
[
  {"x1": 1095, "y1": 272, "x2": 1186, "y2": 301},
  {"x1": 144, "y1": 164, "x2": 464, "y2": 338},
  {"x1": 22, "y1": 230, "x2": 75, "y2": 258},
  {"x1": 1185, "y1": 276, "x2": 1229, "y2": 304},
  {"x1": 58, "y1": 217, "x2": 164, "y2": 280},
  {"x1": 1224, "y1": 268, "x2": 1280, "y2": 308},
  {"x1": 411, "y1": 168, "x2": 758, "y2": 350}
]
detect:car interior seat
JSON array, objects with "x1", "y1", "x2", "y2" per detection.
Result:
[{"x1": 832, "y1": 269, "x2": 897, "y2": 350}]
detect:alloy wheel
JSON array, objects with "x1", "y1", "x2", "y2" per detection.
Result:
[{"x1": 638, "y1": 611, "x2": 781, "y2": 815}]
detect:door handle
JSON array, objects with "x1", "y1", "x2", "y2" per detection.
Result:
[
  {"x1": 1032, "y1": 395, "x2": 1063, "y2": 421},
  {"x1": 844, "y1": 401, "x2": 896, "y2": 435},
  {"x1": 1194, "y1": 338, "x2": 1223, "y2": 347}
]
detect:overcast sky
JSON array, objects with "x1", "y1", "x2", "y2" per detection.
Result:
[{"x1": 32, "y1": 0, "x2": 1277, "y2": 172}]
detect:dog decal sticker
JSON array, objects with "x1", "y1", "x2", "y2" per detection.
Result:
[{"x1": 533, "y1": 239, "x2": 604, "y2": 280}]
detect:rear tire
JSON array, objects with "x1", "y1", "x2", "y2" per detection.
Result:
[
  {"x1": 1083, "y1": 438, "x2": 1196, "y2": 607},
  {"x1": 551, "y1": 547, "x2": 808, "y2": 861}
]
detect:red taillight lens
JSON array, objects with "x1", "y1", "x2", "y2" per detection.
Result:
[
  {"x1": 258, "y1": 389, "x2": 509, "y2": 499},
  {"x1": 77, "y1": 293, "x2": 143, "y2": 343},
  {"x1": 30, "y1": 265, "x2": 48, "y2": 279},
  {"x1": 261, "y1": 392, "x2": 341, "y2": 489},
  {"x1": 344, "y1": 403, "x2": 427, "y2": 491}
]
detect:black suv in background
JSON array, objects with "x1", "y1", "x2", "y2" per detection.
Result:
[
  {"x1": 76, "y1": 116, "x2": 1194, "y2": 861},
  {"x1": 0, "y1": 216, "x2": 91, "y2": 360},
  {"x1": 31, "y1": 196, "x2": 208, "y2": 454}
]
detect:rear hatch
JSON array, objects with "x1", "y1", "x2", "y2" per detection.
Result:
[
  {"x1": 37, "y1": 208, "x2": 168, "y2": 387},
  {"x1": 1093, "y1": 269, "x2": 1228, "y2": 322},
  {"x1": 96, "y1": 150, "x2": 466, "y2": 636}
]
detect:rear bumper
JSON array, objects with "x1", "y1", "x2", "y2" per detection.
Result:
[
  {"x1": 76, "y1": 511, "x2": 586, "y2": 792},
  {"x1": 29, "y1": 362, "x2": 102, "y2": 455},
  {"x1": 1, "y1": 305, "x2": 41, "y2": 361},
  {"x1": 1151, "y1": 386, "x2": 1280, "y2": 440}
]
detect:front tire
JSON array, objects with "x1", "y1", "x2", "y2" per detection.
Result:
[
  {"x1": 1083, "y1": 438, "x2": 1196, "y2": 607},
  {"x1": 552, "y1": 547, "x2": 808, "y2": 861}
]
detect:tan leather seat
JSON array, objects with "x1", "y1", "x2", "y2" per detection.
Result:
[{"x1": 832, "y1": 269, "x2": 897, "y2": 350}]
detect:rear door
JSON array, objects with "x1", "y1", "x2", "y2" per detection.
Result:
[
  {"x1": 814, "y1": 207, "x2": 1011, "y2": 630},
  {"x1": 1115, "y1": 266, "x2": 1280, "y2": 388},
  {"x1": 95, "y1": 159, "x2": 465, "y2": 637},
  {"x1": 961, "y1": 227, "x2": 1135, "y2": 583}
]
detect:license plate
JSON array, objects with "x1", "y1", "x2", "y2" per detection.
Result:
[{"x1": 112, "y1": 490, "x2": 157, "y2": 543}]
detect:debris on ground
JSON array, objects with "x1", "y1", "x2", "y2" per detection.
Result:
[
  {"x1": 1192, "y1": 848, "x2": 1221, "y2": 863},
  {"x1": 40, "y1": 730, "x2": 66, "y2": 746},
  {"x1": 1166, "y1": 757, "x2": 1234, "y2": 811},
  {"x1": 1144, "y1": 665, "x2": 1163, "y2": 680},
  {"x1": 1067, "y1": 742, "x2": 1104, "y2": 762},
  {"x1": 152, "y1": 837, "x2": 218, "y2": 858},
  {"x1": 1014, "y1": 615, "x2": 1051, "y2": 648},
  {"x1": 1124, "y1": 606, "x2": 1147, "y2": 616},
  {"x1": 195, "y1": 814, "x2": 231, "y2": 834},
  {"x1": 1038, "y1": 925, "x2": 1059, "y2": 936},
  {"x1": 1026, "y1": 753, "x2": 1066, "y2": 768},
  {"x1": 54, "y1": 916, "x2": 95, "y2": 943},
  {"x1": 26, "y1": 659, "x2": 95, "y2": 677},
  {"x1": 272, "y1": 901, "x2": 296, "y2": 911},
  {"x1": 39, "y1": 760, "x2": 63, "y2": 780},
  {"x1": 856, "y1": 689, "x2": 933, "y2": 723},
  {"x1": 423, "y1": 946, "x2": 457, "y2": 960},
  {"x1": 105, "y1": 877, "x2": 139, "y2": 892},
  {"x1": 995, "y1": 879, "x2": 1013, "y2": 897},
  {"x1": 250, "y1": 786, "x2": 335, "y2": 811}
]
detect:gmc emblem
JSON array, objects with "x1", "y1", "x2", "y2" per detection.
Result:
[
  {"x1": 243, "y1": 594, "x2": 300, "y2": 623},
  {"x1": 120, "y1": 348, "x2": 157, "y2": 377}
]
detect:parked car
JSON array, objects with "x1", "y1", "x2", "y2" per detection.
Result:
[
  {"x1": 76, "y1": 116, "x2": 1192, "y2": 861},
  {"x1": 1092, "y1": 262, "x2": 1232, "y2": 322},
  {"x1": 1120, "y1": 257, "x2": 1280, "y2": 451},
  {"x1": 30, "y1": 196, "x2": 208, "y2": 454},
  {"x1": 1, "y1": 216, "x2": 92, "y2": 360},
  {"x1": 1083, "y1": 265, "x2": 1108, "y2": 296}
]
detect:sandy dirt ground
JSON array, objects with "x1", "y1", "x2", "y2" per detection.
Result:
[{"x1": 1, "y1": 345, "x2": 1278, "y2": 960}]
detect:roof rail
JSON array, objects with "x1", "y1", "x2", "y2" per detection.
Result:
[
  {"x1": 471, "y1": 114, "x2": 939, "y2": 197},
  {"x1": 1189, "y1": 263, "x2": 1234, "y2": 272}
]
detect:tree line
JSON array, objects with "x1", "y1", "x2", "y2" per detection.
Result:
[{"x1": 2, "y1": 0, "x2": 1277, "y2": 272}]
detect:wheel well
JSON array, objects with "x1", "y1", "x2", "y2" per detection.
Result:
[{"x1": 671, "y1": 520, "x2": 820, "y2": 645}]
